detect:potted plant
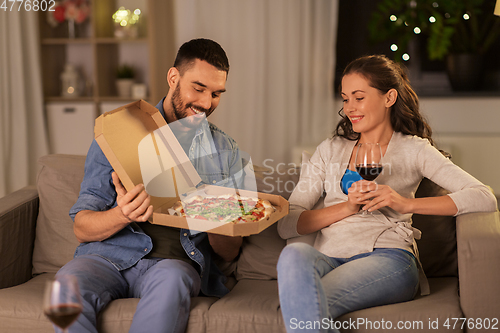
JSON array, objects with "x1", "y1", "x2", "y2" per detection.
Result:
[
  {"x1": 369, "y1": 0, "x2": 500, "y2": 90},
  {"x1": 116, "y1": 64, "x2": 135, "y2": 98}
]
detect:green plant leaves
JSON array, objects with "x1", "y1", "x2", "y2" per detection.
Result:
[{"x1": 368, "y1": 0, "x2": 499, "y2": 61}]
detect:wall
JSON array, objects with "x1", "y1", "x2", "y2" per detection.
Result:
[{"x1": 420, "y1": 97, "x2": 500, "y2": 195}]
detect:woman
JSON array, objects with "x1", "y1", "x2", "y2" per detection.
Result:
[{"x1": 276, "y1": 55, "x2": 497, "y2": 332}]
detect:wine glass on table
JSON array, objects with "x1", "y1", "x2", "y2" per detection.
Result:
[
  {"x1": 355, "y1": 143, "x2": 384, "y2": 215},
  {"x1": 43, "y1": 275, "x2": 82, "y2": 332}
]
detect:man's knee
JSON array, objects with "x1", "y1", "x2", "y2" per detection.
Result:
[
  {"x1": 57, "y1": 255, "x2": 125, "y2": 300},
  {"x1": 148, "y1": 260, "x2": 200, "y2": 294}
]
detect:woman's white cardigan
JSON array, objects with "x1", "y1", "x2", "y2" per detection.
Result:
[{"x1": 278, "y1": 132, "x2": 497, "y2": 260}]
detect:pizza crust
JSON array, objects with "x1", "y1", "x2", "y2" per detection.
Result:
[{"x1": 172, "y1": 201, "x2": 184, "y2": 213}]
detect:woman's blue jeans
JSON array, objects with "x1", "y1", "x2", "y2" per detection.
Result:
[{"x1": 277, "y1": 243, "x2": 419, "y2": 333}]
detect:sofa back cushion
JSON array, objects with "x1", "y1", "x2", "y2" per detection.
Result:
[
  {"x1": 32, "y1": 154, "x2": 85, "y2": 274},
  {"x1": 235, "y1": 164, "x2": 298, "y2": 280},
  {"x1": 413, "y1": 178, "x2": 458, "y2": 277}
]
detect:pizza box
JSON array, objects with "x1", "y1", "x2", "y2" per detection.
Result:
[
  {"x1": 95, "y1": 99, "x2": 289, "y2": 236},
  {"x1": 152, "y1": 185, "x2": 289, "y2": 237},
  {"x1": 94, "y1": 99, "x2": 201, "y2": 210}
]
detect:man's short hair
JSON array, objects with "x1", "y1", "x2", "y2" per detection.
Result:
[{"x1": 173, "y1": 38, "x2": 230, "y2": 76}]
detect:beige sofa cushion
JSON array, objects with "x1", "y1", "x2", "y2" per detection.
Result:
[
  {"x1": 32, "y1": 155, "x2": 85, "y2": 274},
  {"x1": 234, "y1": 165, "x2": 299, "y2": 280},
  {"x1": 96, "y1": 295, "x2": 217, "y2": 333},
  {"x1": 338, "y1": 277, "x2": 462, "y2": 333},
  {"x1": 235, "y1": 224, "x2": 286, "y2": 280},
  {"x1": 0, "y1": 274, "x2": 54, "y2": 332},
  {"x1": 206, "y1": 279, "x2": 286, "y2": 333}
]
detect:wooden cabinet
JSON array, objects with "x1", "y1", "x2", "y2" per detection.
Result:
[
  {"x1": 37, "y1": 0, "x2": 174, "y2": 114},
  {"x1": 38, "y1": 0, "x2": 176, "y2": 153}
]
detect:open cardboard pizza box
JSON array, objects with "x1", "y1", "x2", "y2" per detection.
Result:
[{"x1": 95, "y1": 99, "x2": 289, "y2": 236}]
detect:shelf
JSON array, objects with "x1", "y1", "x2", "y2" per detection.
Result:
[
  {"x1": 98, "y1": 96, "x2": 150, "y2": 102},
  {"x1": 41, "y1": 38, "x2": 93, "y2": 45},
  {"x1": 45, "y1": 96, "x2": 95, "y2": 103},
  {"x1": 417, "y1": 90, "x2": 500, "y2": 98},
  {"x1": 95, "y1": 37, "x2": 148, "y2": 44},
  {"x1": 41, "y1": 38, "x2": 148, "y2": 45},
  {"x1": 45, "y1": 96, "x2": 151, "y2": 103}
]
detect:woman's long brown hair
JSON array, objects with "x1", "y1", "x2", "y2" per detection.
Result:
[{"x1": 334, "y1": 55, "x2": 434, "y2": 146}]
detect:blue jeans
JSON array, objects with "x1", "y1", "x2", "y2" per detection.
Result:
[
  {"x1": 277, "y1": 243, "x2": 419, "y2": 333},
  {"x1": 55, "y1": 255, "x2": 201, "y2": 333}
]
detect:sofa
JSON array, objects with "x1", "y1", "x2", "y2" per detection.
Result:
[{"x1": 0, "y1": 154, "x2": 499, "y2": 333}]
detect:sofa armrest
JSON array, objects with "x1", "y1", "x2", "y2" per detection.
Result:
[
  {"x1": 0, "y1": 186, "x2": 39, "y2": 289},
  {"x1": 457, "y1": 211, "x2": 500, "y2": 326}
]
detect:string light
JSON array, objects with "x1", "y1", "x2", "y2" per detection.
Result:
[
  {"x1": 112, "y1": 7, "x2": 141, "y2": 27},
  {"x1": 429, "y1": 16, "x2": 436, "y2": 23},
  {"x1": 402, "y1": 53, "x2": 410, "y2": 61},
  {"x1": 112, "y1": 7, "x2": 128, "y2": 24},
  {"x1": 390, "y1": 44, "x2": 398, "y2": 52},
  {"x1": 463, "y1": 13, "x2": 470, "y2": 20},
  {"x1": 414, "y1": 27, "x2": 421, "y2": 34},
  {"x1": 390, "y1": 15, "x2": 398, "y2": 22}
]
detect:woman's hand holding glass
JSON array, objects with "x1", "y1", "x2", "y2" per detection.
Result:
[
  {"x1": 348, "y1": 181, "x2": 411, "y2": 214},
  {"x1": 346, "y1": 180, "x2": 374, "y2": 213}
]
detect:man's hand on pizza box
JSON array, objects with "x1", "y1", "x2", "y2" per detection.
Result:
[
  {"x1": 207, "y1": 233, "x2": 243, "y2": 262},
  {"x1": 112, "y1": 172, "x2": 153, "y2": 223}
]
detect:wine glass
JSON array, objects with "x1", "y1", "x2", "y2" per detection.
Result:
[
  {"x1": 355, "y1": 143, "x2": 384, "y2": 215},
  {"x1": 43, "y1": 275, "x2": 83, "y2": 332}
]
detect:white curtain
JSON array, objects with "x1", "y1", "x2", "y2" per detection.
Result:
[
  {"x1": 173, "y1": 0, "x2": 339, "y2": 167},
  {"x1": 0, "y1": 11, "x2": 49, "y2": 197}
]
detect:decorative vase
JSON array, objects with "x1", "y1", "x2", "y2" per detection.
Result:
[
  {"x1": 116, "y1": 79, "x2": 134, "y2": 98},
  {"x1": 68, "y1": 19, "x2": 76, "y2": 39},
  {"x1": 446, "y1": 54, "x2": 484, "y2": 91}
]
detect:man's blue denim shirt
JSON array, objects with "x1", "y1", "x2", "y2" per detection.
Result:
[{"x1": 69, "y1": 98, "x2": 245, "y2": 298}]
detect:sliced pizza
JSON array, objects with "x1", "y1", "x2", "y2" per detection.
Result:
[{"x1": 172, "y1": 194, "x2": 274, "y2": 223}]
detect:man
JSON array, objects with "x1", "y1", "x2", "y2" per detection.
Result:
[{"x1": 58, "y1": 39, "x2": 245, "y2": 333}]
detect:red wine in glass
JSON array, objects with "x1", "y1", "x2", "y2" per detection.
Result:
[
  {"x1": 43, "y1": 275, "x2": 82, "y2": 332},
  {"x1": 44, "y1": 304, "x2": 82, "y2": 330},
  {"x1": 355, "y1": 143, "x2": 384, "y2": 214},
  {"x1": 356, "y1": 164, "x2": 384, "y2": 181}
]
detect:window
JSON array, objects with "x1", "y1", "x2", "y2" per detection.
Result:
[{"x1": 335, "y1": 0, "x2": 500, "y2": 96}]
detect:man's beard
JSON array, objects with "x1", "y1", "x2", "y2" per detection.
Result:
[{"x1": 171, "y1": 83, "x2": 212, "y2": 123}]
